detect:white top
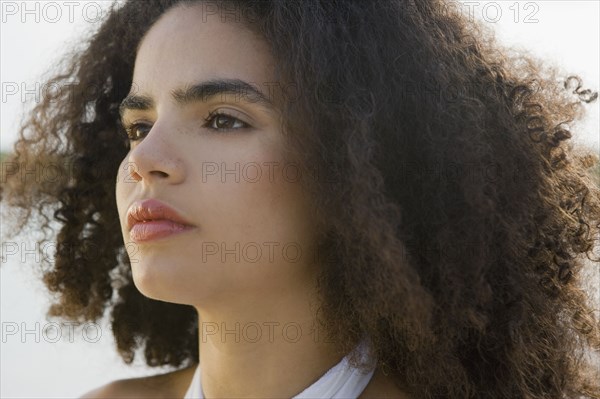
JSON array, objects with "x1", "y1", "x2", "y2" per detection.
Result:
[{"x1": 183, "y1": 340, "x2": 375, "y2": 398}]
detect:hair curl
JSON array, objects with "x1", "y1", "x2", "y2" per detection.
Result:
[{"x1": 2, "y1": 0, "x2": 600, "y2": 397}]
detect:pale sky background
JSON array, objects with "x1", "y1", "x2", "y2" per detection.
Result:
[{"x1": 1, "y1": 1, "x2": 599, "y2": 398}]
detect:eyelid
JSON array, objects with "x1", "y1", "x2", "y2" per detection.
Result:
[
  {"x1": 208, "y1": 106, "x2": 253, "y2": 123},
  {"x1": 119, "y1": 114, "x2": 151, "y2": 133}
]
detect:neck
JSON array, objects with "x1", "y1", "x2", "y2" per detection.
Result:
[{"x1": 194, "y1": 279, "x2": 343, "y2": 398}]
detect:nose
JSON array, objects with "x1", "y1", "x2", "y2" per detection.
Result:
[{"x1": 125, "y1": 122, "x2": 185, "y2": 184}]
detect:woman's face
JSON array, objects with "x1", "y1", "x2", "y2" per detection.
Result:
[{"x1": 115, "y1": 4, "x2": 320, "y2": 307}]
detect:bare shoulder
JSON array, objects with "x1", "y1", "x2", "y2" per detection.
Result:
[
  {"x1": 358, "y1": 367, "x2": 414, "y2": 399},
  {"x1": 79, "y1": 364, "x2": 197, "y2": 399}
]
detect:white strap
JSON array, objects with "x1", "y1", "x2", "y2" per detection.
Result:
[
  {"x1": 183, "y1": 340, "x2": 375, "y2": 399},
  {"x1": 184, "y1": 363, "x2": 202, "y2": 398},
  {"x1": 294, "y1": 340, "x2": 375, "y2": 398}
]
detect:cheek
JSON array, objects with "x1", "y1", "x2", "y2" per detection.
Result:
[{"x1": 199, "y1": 149, "x2": 316, "y2": 254}]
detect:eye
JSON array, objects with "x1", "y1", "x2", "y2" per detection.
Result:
[
  {"x1": 119, "y1": 110, "x2": 251, "y2": 144},
  {"x1": 121, "y1": 122, "x2": 151, "y2": 142},
  {"x1": 203, "y1": 111, "x2": 251, "y2": 131}
]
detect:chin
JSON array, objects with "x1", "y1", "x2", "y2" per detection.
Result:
[
  {"x1": 130, "y1": 261, "x2": 218, "y2": 306},
  {"x1": 130, "y1": 261, "x2": 184, "y2": 303}
]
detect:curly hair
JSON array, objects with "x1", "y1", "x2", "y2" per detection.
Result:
[{"x1": 2, "y1": 0, "x2": 600, "y2": 397}]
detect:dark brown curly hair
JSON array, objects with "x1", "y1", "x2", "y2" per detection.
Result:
[{"x1": 2, "y1": 0, "x2": 600, "y2": 397}]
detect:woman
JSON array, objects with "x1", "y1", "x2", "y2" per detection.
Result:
[{"x1": 1, "y1": 0, "x2": 599, "y2": 397}]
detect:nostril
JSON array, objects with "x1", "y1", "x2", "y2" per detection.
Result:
[{"x1": 150, "y1": 170, "x2": 169, "y2": 178}]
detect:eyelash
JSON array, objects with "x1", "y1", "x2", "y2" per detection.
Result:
[{"x1": 121, "y1": 110, "x2": 251, "y2": 142}]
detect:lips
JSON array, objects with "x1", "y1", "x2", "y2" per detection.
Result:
[{"x1": 126, "y1": 199, "x2": 197, "y2": 242}]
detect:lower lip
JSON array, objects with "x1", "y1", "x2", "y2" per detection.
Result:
[{"x1": 129, "y1": 220, "x2": 196, "y2": 242}]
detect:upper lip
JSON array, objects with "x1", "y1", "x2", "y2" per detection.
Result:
[{"x1": 126, "y1": 199, "x2": 196, "y2": 231}]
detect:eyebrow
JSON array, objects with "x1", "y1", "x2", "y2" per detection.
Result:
[{"x1": 118, "y1": 78, "x2": 275, "y2": 118}]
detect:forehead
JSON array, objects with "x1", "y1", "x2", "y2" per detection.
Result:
[{"x1": 132, "y1": 3, "x2": 275, "y2": 97}]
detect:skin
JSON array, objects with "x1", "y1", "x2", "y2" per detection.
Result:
[{"x1": 95, "y1": 3, "x2": 410, "y2": 398}]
